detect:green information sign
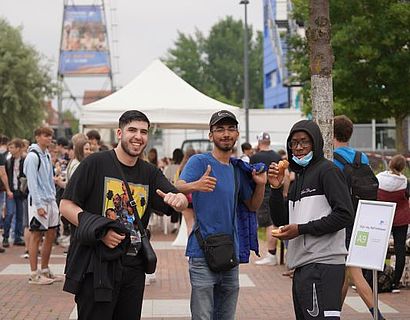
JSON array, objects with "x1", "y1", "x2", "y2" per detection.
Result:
[{"x1": 355, "y1": 231, "x2": 369, "y2": 247}]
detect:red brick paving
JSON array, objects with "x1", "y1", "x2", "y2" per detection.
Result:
[{"x1": 1, "y1": 228, "x2": 409, "y2": 319}]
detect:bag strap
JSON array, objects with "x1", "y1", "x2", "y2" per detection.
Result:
[
  {"x1": 194, "y1": 162, "x2": 239, "y2": 249},
  {"x1": 109, "y1": 150, "x2": 147, "y2": 238},
  {"x1": 30, "y1": 149, "x2": 42, "y2": 171},
  {"x1": 333, "y1": 152, "x2": 348, "y2": 166},
  {"x1": 353, "y1": 151, "x2": 362, "y2": 167},
  {"x1": 194, "y1": 226, "x2": 206, "y2": 249}
]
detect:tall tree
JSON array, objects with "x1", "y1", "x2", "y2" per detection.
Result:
[
  {"x1": 0, "y1": 18, "x2": 55, "y2": 138},
  {"x1": 164, "y1": 17, "x2": 263, "y2": 108},
  {"x1": 289, "y1": 0, "x2": 410, "y2": 152},
  {"x1": 164, "y1": 30, "x2": 207, "y2": 91},
  {"x1": 307, "y1": 0, "x2": 334, "y2": 159},
  {"x1": 331, "y1": 0, "x2": 410, "y2": 153}
]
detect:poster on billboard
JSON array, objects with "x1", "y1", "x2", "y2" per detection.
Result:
[
  {"x1": 59, "y1": 5, "x2": 111, "y2": 76},
  {"x1": 346, "y1": 200, "x2": 396, "y2": 271}
]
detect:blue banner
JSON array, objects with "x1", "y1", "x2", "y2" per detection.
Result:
[{"x1": 59, "y1": 51, "x2": 110, "y2": 75}]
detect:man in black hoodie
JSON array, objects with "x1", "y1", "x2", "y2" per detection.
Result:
[{"x1": 268, "y1": 120, "x2": 353, "y2": 320}]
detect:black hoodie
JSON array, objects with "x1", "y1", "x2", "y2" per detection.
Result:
[{"x1": 285, "y1": 120, "x2": 353, "y2": 269}]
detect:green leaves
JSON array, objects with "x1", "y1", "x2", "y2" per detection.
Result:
[
  {"x1": 289, "y1": 0, "x2": 410, "y2": 126},
  {"x1": 163, "y1": 17, "x2": 263, "y2": 108},
  {"x1": 0, "y1": 18, "x2": 55, "y2": 138}
]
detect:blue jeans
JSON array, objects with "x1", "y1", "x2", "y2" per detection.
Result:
[
  {"x1": 0, "y1": 192, "x2": 5, "y2": 229},
  {"x1": 189, "y1": 257, "x2": 239, "y2": 320},
  {"x1": 4, "y1": 194, "x2": 24, "y2": 240}
]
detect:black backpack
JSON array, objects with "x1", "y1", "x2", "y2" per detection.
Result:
[{"x1": 334, "y1": 151, "x2": 379, "y2": 211}]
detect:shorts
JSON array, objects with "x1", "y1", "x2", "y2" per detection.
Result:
[
  {"x1": 28, "y1": 197, "x2": 60, "y2": 231},
  {"x1": 293, "y1": 263, "x2": 345, "y2": 319},
  {"x1": 257, "y1": 193, "x2": 273, "y2": 228}
]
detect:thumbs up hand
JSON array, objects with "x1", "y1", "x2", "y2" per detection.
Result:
[
  {"x1": 156, "y1": 189, "x2": 188, "y2": 212},
  {"x1": 194, "y1": 165, "x2": 217, "y2": 192}
]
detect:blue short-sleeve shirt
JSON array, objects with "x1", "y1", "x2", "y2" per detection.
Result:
[
  {"x1": 334, "y1": 146, "x2": 369, "y2": 171},
  {"x1": 180, "y1": 152, "x2": 253, "y2": 258}
]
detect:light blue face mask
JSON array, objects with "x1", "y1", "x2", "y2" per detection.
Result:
[{"x1": 292, "y1": 151, "x2": 313, "y2": 167}]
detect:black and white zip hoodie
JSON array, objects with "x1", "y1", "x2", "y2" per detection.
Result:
[{"x1": 286, "y1": 120, "x2": 354, "y2": 269}]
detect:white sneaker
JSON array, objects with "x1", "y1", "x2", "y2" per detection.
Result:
[
  {"x1": 145, "y1": 277, "x2": 151, "y2": 286},
  {"x1": 41, "y1": 268, "x2": 64, "y2": 282},
  {"x1": 255, "y1": 254, "x2": 277, "y2": 265},
  {"x1": 29, "y1": 272, "x2": 54, "y2": 285},
  {"x1": 146, "y1": 273, "x2": 156, "y2": 283}
]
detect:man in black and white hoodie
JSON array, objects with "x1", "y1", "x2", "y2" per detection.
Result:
[{"x1": 268, "y1": 120, "x2": 353, "y2": 320}]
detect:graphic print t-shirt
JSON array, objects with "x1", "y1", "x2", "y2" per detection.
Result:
[{"x1": 63, "y1": 150, "x2": 178, "y2": 266}]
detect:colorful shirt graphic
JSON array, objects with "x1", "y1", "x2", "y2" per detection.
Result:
[{"x1": 103, "y1": 177, "x2": 148, "y2": 221}]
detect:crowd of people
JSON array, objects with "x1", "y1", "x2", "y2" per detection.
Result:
[{"x1": 0, "y1": 111, "x2": 409, "y2": 320}]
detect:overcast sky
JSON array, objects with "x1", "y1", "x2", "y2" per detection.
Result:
[{"x1": 0, "y1": 0, "x2": 263, "y2": 94}]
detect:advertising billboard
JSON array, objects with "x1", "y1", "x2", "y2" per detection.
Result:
[{"x1": 59, "y1": 5, "x2": 110, "y2": 76}]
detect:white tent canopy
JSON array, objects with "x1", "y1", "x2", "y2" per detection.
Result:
[{"x1": 80, "y1": 60, "x2": 239, "y2": 130}]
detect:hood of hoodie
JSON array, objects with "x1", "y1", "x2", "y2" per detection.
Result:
[
  {"x1": 286, "y1": 120, "x2": 324, "y2": 172},
  {"x1": 377, "y1": 171, "x2": 408, "y2": 192},
  {"x1": 28, "y1": 143, "x2": 46, "y2": 155}
]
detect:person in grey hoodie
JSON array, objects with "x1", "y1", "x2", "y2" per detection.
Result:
[
  {"x1": 23, "y1": 127, "x2": 62, "y2": 285},
  {"x1": 268, "y1": 120, "x2": 353, "y2": 320}
]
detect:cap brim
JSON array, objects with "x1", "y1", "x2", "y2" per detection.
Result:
[{"x1": 210, "y1": 117, "x2": 238, "y2": 126}]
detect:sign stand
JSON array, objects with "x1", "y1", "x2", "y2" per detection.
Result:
[
  {"x1": 372, "y1": 270, "x2": 378, "y2": 320},
  {"x1": 346, "y1": 200, "x2": 396, "y2": 320}
]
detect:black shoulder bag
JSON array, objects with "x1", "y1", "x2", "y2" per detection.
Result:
[
  {"x1": 111, "y1": 151, "x2": 157, "y2": 274},
  {"x1": 194, "y1": 164, "x2": 239, "y2": 272}
]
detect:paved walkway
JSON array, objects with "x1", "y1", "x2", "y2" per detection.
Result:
[{"x1": 0, "y1": 226, "x2": 409, "y2": 319}]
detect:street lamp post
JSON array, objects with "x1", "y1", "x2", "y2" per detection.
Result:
[{"x1": 240, "y1": 0, "x2": 250, "y2": 143}]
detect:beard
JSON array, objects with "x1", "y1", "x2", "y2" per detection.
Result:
[
  {"x1": 213, "y1": 139, "x2": 236, "y2": 152},
  {"x1": 120, "y1": 138, "x2": 145, "y2": 158}
]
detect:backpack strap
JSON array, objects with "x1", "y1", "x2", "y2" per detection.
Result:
[
  {"x1": 333, "y1": 152, "x2": 348, "y2": 166},
  {"x1": 353, "y1": 151, "x2": 362, "y2": 168},
  {"x1": 29, "y1": 150, "x2": 41, "y2": 171}
]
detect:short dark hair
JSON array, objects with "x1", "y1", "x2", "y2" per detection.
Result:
[
  {"x1": 241, "y1": 142, "x2": 252, "y2": 153},
  {"x1": 334, "y1": 115, "x2": 353, "y2": 142},
  {"x1": 0, "y1": 134, "x2": 9, "y2": 145},
  {"x1": 119, "y1": 110, "x2": 150, "y2": 129},
  {"x1": 34, "y1": 127, "x2": 54, "y2": 137},
  {"x1": 86, "y1": 130, "x2": 101, "y2": 141},
  {"x1": 9, "y1": 138, "x2": 24, "y2": 149},
  {"x1": 172, "y1": 148, "x2": 184, "y2": 164},
  {"x1": 56, "y1": 137, "x2": 69, "y2": 147}
]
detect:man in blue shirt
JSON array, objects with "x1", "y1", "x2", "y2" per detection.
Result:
[
  {"x1": 334, "y1": 115, "x2": 385, "y2": 320},
  {"x1": 177, "y1": 110, "x2": 266, "y2": 320}
]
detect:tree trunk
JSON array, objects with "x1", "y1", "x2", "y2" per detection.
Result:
[
  {"x1": 306, "y1": 0, "x2": 334, "y2": 160},
  {"x1": 395, "y1": 114, "x2": 406, "y2": 154}
]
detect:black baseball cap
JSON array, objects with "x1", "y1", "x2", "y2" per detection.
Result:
[{"x1": 209, "y1": 110, "x2": 238, "y2": 127}]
